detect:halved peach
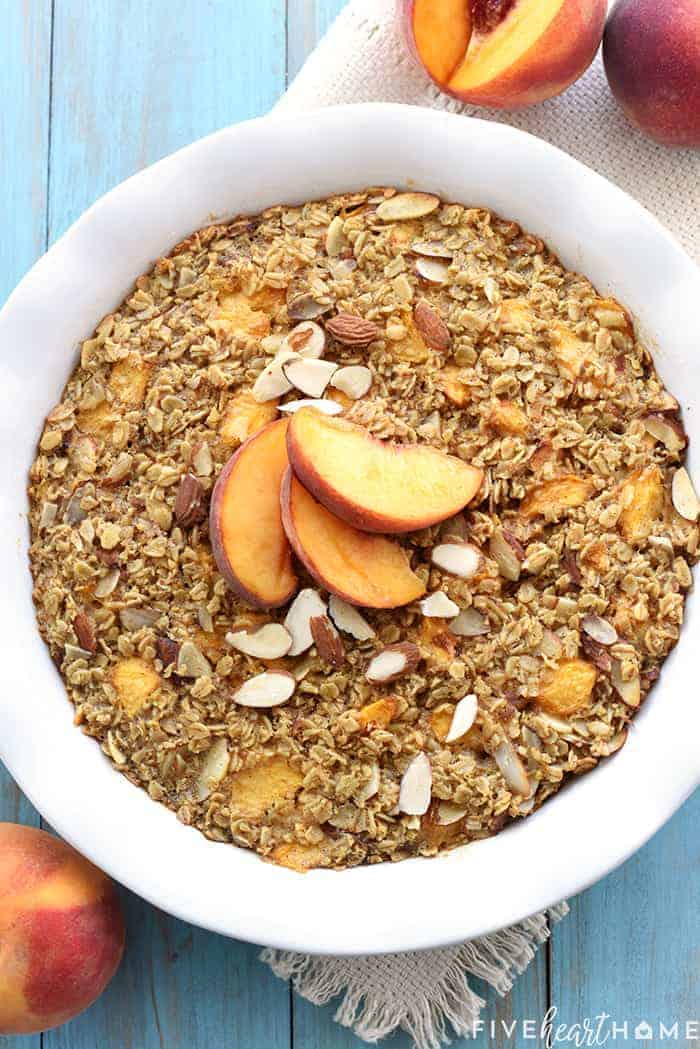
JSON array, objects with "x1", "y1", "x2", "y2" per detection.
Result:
[
  {"x1": 210, "y1": 419, "x2": 298, "y2": 609},
  {"x1": 287, "y1": 407, "x2": 483, "y2": 534},
  {"x1": 401, "y1": 0, "x2": 606, "y2": 109},
  {"x1": 281, "y1": 470, "x2": 425, "y2": 609}
]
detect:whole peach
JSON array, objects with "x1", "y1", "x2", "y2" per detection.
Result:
[
  {"x1": 399, "y1": 0, "x2": 607, "y2": 109},
  {"x1": 0, "y1": 823, "x2": 125, "y2": 1035},
  {"x1": 603, "y1": 0, "x2": 700, "y2": 147}
]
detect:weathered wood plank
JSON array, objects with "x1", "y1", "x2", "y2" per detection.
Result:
[
  {"x1": 48, "y1": 0, "x2": 286, "y2": 241},
  {"x1": 0, "y1": 3, "x2": 52, "y2": 1046},
  {"x1": 286, "y1": 0, "x2": 345, "y2": 81},
  {"x1": 40, "y1": 3, "x2": 291, "y2": 1048},
  {"x1": 0, "y1": 0, "x2": 52, "y2": 303},
  {"x1": 551, "y1": 792, "x2": 700, "y2": 1041},
  {"x1": 47, "y1": 894, "x2": 291, "y2": 1049}
]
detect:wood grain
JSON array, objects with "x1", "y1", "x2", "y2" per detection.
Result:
[
  {"x1": 0, "y1": 0, "x2": 697, "y2": 1046},
  {"x1": 0, "y1": 4, "x2": 51, "y2": 1043},
  {"x1": 551, "y1": 792, "x2": 700, "y2": 1038}
]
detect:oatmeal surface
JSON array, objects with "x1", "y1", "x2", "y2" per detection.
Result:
[{"x1": 28, "y1": 188, "x2": 696, "y2": 871}]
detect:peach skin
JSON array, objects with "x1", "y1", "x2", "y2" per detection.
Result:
[
  {"x1": 604, "y1": 0, "x2": 700, "y2": 147},
  {"x1": 210, "y1": 418, "x2": 298, "y2": 609},
  {"x1": 0, "y1": 823, "x2": 125, "y2": 1035},
  {"x1": 286, "y1": 407, "x2": 483, "y2": 534},
  {"x1": 280, "y1": 469, "x2": 426, "y2": 608},
  {"x1": 400, "y1": 0, "x2": 606, "y2": 109}
]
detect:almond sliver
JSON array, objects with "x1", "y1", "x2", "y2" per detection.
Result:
[
  {"x1": 284, "y1": 588, "x2": 328, "y2": 656},
  {"x1": 672, "y1": 467, "x2": 700, "y2": 522},
  {"x1": 232, "y1": 671, "x2": 296, "y2": 708},
  {"x1": 419, "y1": 592, "x2": 459, "y2": 618},
  {"x1": 431, "y1": 543, "x2": 482, "y2": 579},
  {"x1": 398, "y1": 752, "x2": 432, "y2": 815},
  {"x1": 283, "y1": 357, "x2": 338, "y2": 398},
  {"x1": 449, "y1": 607, "x2": 489, "y2": 637},
  {"x1": 445, "y1": 693, "x2": 478, "y2": 743},
  {"x1": 376, "y1": 192, "x2": 440, "y2": 222},
  {"x1": 279, "y1": 398, "x2": 343, "y2": 415},
  {"x1": 328, "y1": 595, "x2": 375, "y2": 641},
  {"x1": 226, "y1": 623, "x2": 293, "y2": 659}
]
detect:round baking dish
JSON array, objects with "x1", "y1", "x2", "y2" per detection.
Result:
[{"x1": 1, "y1": 103, "x2": 698, "y2": 956}]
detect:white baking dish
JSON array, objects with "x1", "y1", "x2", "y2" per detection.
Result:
[{"x1": 1, "y1": 103, "x2": 698, "y2": 956}]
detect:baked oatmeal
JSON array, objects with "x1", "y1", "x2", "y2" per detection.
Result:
[{"x1": 27, "y1": 188, "x2": 698, "y2": 871}]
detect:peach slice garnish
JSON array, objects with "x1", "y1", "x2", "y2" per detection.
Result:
[
  {"x1": 286, "y1": 407, "x2": 483, "y2": 534},
  {"x1": 280, "y1": 470, "x2": 426, "y2": 609},
  {"x1": 210, "y1": 419, "x2": 298, "y2": 609}
]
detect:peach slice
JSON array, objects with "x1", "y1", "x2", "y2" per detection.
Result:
[
  {"x1": 210, "y1": 419, "x2": 298, "y2": 609},
  {"x1": 281, "y1": 470, "x2": 426, "y2": 609},
  {"x1": 402, "y1": 0, "x2": 606, "y2": 109},
  {"x1": 286, "y1": 407, "x2": 483, "y2": 533}
]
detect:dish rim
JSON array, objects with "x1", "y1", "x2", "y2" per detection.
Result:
[{"x1": 1, "y1": 102, "x2": 699, "y2": 955}]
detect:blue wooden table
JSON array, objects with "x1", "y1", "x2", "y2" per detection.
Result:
[{"x1": 0, "y1": 2, "x2": 697, "y2": 1046}]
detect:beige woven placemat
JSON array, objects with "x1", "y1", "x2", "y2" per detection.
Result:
[{"x1": 263, "y1": 5, "x2": 699, "y2": 1046}]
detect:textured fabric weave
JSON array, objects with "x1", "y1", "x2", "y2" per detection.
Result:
[
  {"x1": 276, "y1": 0, "x2": 699, "y2": 263},
  {"x1": 263, "y1": 4, "x2": 698, "y2": 1045}
]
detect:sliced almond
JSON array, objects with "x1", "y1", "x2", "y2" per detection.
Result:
[
  {"x1": 279, "y1": 398, "x2": 343, "y2": 416},
  {"x1": 643, "y1": 413, "x2": 687, "y2": 453},
  {"x1": 287, "y1": 293, "x2": 332, "y2": 321},
  {"x1": 281, "y1": 321, "x2": 326, "y2": 360},
  {"x1": 413, "y1": 300, "x2": 451, "y2": 352},
  {"x1": 119, "y1": 607, "x2": 160, "y2": 632},
  {"x1": 436, "y1": 802, "x2": 468, "y2": 825},
  {"x1": 672, "y1": 467, "x2": 700, "y2": 522},
  {"x1": 448, "y1": 607, "x2": 489, "y2": 637},
  {"x1": 330, "y1": 365, "x2": 373, "y2": 400},
  {"x1": 366, "y1": 642, "x2": 421, "y2": 683},
  {"x1": 431, "y1": 542, "x2": 483, "y2": 579},
  {"x1": 415, "y1": 258, "x2": 450, "y2": 285},
  {"x1": 94, "y1": 568, "x2": 120, "y2": 599},
  {"x1": 489, "y1": 528, "x2": 524, "y2": 582},
  {"x1": 649, "y1": 535, "x2": 674, "y2": 555},
  {"x1": 283, "y1": 357, "x2": 337, "y2": 398},
  {"x1": 232, "y1": 670, "x2": 297, "y2": 708},
  {"x1": 176, "y1": 640, "x2": 212, "y2": 678},
  {"x1": 325, "y1": 215, "x2": 347, "y2": 257},
  {"x1": 309, "y1": 615, "x2": 345, "y2": 667},
  {"x1": 411, "y1": 240, "x2": 453, "y2": 260},
  {"x1": 611, "y1": 661, "x2": 641, "y2": 708},
  {"x1": 597, "y1": 726, "x2": 629, "y2": 757},
  {"x1": 284, "y1": 588, "x2": 328, "y2": 656},
  {"x1": 445, "y1": 693, "x2": 478, "y2": 743},
  {"x1": 194, "y1": 738, "x2": 230, "y2": 802},
  {"x1": 356, "y1": 762, "x2": 381, "y2": 803},
  {"x1": 581, "y1": 614, "x2": 618, "y2": 646},
  {"x1": 398, "y1": 752, "x2": 432, "y2": 815},
  {"x1": 330, "y1": 257, "x2": 358, "y2": 280},
  {"x1": 253, "y1": 350, "x2": 298, "y2": 402},
  {"x1": 376, "y1": 192, "x2": 440, "y2": 222},
  {"x1": 493, "y1": 739, "x2": 531, "y2": 797},
  {"x1": 226, "y1": 623, "x2": 293, "y2": 660},
  {"x1": 419, "y1": 592, "x2": 459, "y2": 618},
  {"x1": 539, "y1": 629, "x2": 563, "y2": 659},
  {"x1": 580, "y1": 634, "x2": 612, "y2": 673},
  {"x1": 328, "y1": 595, "x2": 375, "y2": 641}
]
